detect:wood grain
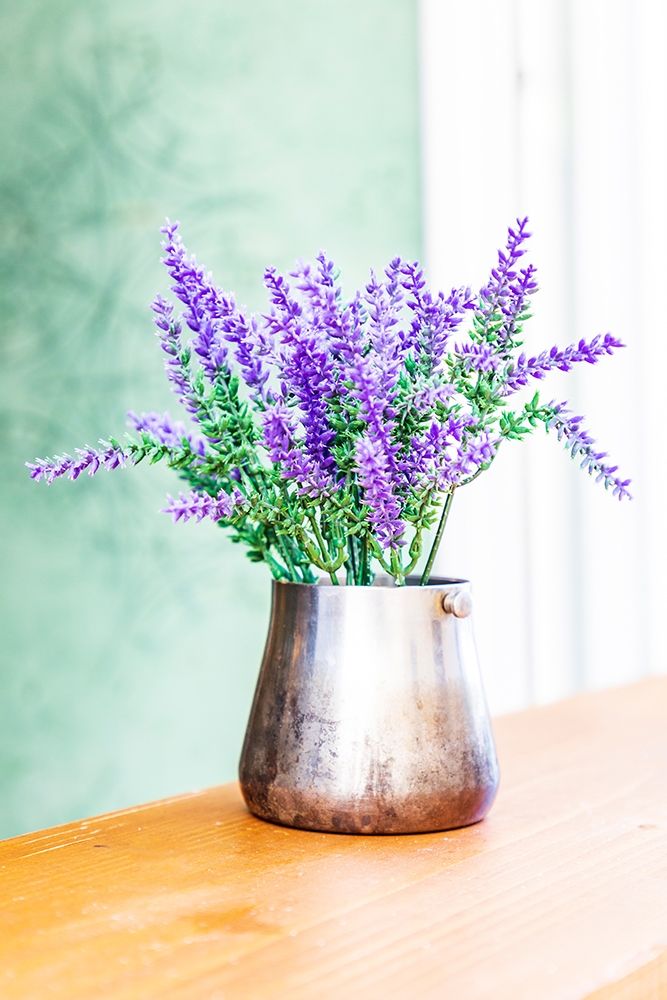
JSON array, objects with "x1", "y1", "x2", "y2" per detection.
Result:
[{"x1": 2, "y1": 679, "x2": 666, "y2": 999}]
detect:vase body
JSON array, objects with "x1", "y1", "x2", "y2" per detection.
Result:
[{"x1": 239, "y1": 577, "x2": 499, "y2": 834}]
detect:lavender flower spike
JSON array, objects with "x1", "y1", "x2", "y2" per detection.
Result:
[
  {"x1": 163, "y1": 487, "x2": 245, "y2": 523},
  {"x1": 456, "y1": 341, "x2": 503, "y2": 374},
  {"x1": 160, "y1": 221, "x2": 230, "y2": 381},
  {"x1": 547, "y1": 400, "x2": 632, "y2": 499},
  {"x1": 127, "y1": 410, "x2": 206, "y2": 457},
  {"x1": 364, "y1": 262, "x2": 405, "y2": 392},
  {"x1": 263, "y1": 266, "x2": 338, "y2": 491},
  {"x1": 151, "y1": 295, "x2": 199, "y2": 418},
  {"x1": 476, "y1": 217, "x2": 538, "y2": 345},
  {"x1": 356, "y1": 433, "x2": 405, "y2": 549},
  {"x1": 502, "y1": 333, "x2": 624, "y2": 394},
  {"x1": 261, "y1": 402, "x2": 334, "y2": 497},
  {"x1": 162, "y1": 221, "x2": 273, "y2": 399},
  {"x1": 337, "y1": 297, "x2": 406, "y2": 548},
  {"x1": 400, "y1": 259, "x2": 474, "y2": 367},
  {"x1": 26, "y1": 440, "x2": 127, "y2": 483}
]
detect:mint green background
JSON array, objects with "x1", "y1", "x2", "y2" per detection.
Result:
[{"x1": 0, "y1": 1, "x2": 421, "y2": 837}]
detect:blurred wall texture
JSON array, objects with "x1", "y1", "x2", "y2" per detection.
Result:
[{"x1": 0, "y1": 0, "x2": 421, "y2": 837}]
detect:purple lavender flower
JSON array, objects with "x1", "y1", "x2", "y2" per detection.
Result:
[
  {"x1": 161, "y1": 222, "x2": 272, "y2": 398},
  {"x1": 334, "y1": 296, "x2": 406, "y2": 546},
  {"x1": 152, "y1": 295, "x2": 199, "y2": 418},
  {"x1": 264, "y1": 267, "x2": 338, "y2": 492},
  {"x1": 461, "y1": 431, "x2": 497, "y2": 472},
  {"x1": 411, "y1": 381, "x2": 456, "y2": 412},
  {"x1": 546, "y1": 401, "x2": 632, "y2": 499},
  {"x1": 283, "y1": 450, "x2": 337, "y2": 498},
  {"x1": 364, "y1": 262, "x2": 406, "y2": 393},
  {"x1": 400, "y1": 261, "x2": 474, "y2": 368},
  {"x1": 160, "y1": 221, "x2": 230, "y2": 380},
  {"x1": 261, "y1": 401, "x2": 296, "y2": 463},
  {"x1": 221, "y1": 311, "x2": 273, "y2": 400},
  {"x1": 476, "y1": 217, "x2": 538, "y2": 346},
  {"x1": 501, "y1": 334, "x2": 624, "y2": 394},
  {"x1": 455, "y1": 341, "x2": 504, "y2": 374},
  {"x1": 163, "y1": 487, "x2": 245, "y2": 523},
  {"x1": 405, "y1": 415, "x2": 496, "y2": 490},
  {"x1": 404, "y1": 416, "x2": 463, "y2": 486},
  {"x1": 503, "y1": 262, "x2": 539, "y2": 343},
  {"x1": 127, "y1": 410, "x2": 206, "y2": 456},
  {"x1": 26, "y1": 440, "x2": 127, "y2": 483},
  {"x1": 355, "y1": 433, "x2": 405, "y2": 549},
  {"x1": 261, "y1": 402, "x2": 332, "y2": 496},
  {"x1": 291, "y1": 252, "x2": 340, "y2": 332}
]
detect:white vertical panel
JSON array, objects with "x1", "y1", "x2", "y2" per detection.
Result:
[
  {"x1": 419, "y1": 0, "x2": 533, "y2": 713},
  {"x1": 634, "y1": 2, "x2": 667, "y2": 676},
  {"x1": 569, "y1": 1, "x2": 652, "y2": 688},
  {"x1": 513, "y1": 0, "x2": 582, "y2": 703},
  {"x1": 419, "y1": 0, "x2": 666, "y2": 710}
]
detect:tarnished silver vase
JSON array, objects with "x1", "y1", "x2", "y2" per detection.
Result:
[{"x1": 239, "y1": 577, "x2": 499, "y2": 834}]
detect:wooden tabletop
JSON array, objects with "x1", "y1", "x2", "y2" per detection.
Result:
[{"x1": 2, "y1": 679, "x2": 666, "y2": 999}]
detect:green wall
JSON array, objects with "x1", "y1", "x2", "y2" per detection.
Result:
[{"x1": 0, "y1": 0, "x2": 421, "y2": 837}]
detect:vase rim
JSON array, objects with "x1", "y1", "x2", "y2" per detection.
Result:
[{"x1": 274, "y1": 575, "x2": 470, "y2": 591}]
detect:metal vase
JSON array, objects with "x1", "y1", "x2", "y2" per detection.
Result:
[{"x1": 239, "y1": 577, "x2": 499, "y2": 834}]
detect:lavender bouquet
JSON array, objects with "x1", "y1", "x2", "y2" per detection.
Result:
[{"x1": 28, "y1": 218, "x2": 630, "y2": 586}]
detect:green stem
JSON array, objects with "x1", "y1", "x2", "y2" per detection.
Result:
[
  {"x1": 308, "y1": 513, "x2": 329, "y2": 560},
  {"x1": 284, "y1": 536, "x2": 311, "y2": 583},
  {"x1": 357, "y1": 534, "x2": 367, "y2": 585},
  {"x1": 390, "y1": 548, "x2": 405, "y2": 586},
  {"x1": 420, "y1": 490, "x2": 455, "y2": 586},
  {"x1": 303, "y1": 515, "x2": 340, "y2": 584},
  {"x1": 404, "y1": 528, "x2": 423, "y2": 577},
  {"x1": 262, "y1": 527, "x2": 291, "y2": 581},
  {"x1": 273, "y1": 532, "x2": 298, "y2": 582},
  {"x1": 403, "y1": 490, "x2": 434, "y2": 577},
  {"x1": 346, "y1": 534, "x2": 358, "y2": 586},
  {"x1": 369, "y1": 537, "x2": 394, "y2": 577}
]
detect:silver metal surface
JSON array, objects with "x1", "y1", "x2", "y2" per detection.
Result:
[
  {"x1": 239, "y1": 577, "x2": 499, "y2": 834},
  {"x1": 442, "y1": 588, "x2": 473, "y2": 618}
]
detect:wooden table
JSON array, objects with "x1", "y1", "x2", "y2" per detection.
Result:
[{"x1": 2, "y1": 680, "x2": 666, "y2": 999}]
